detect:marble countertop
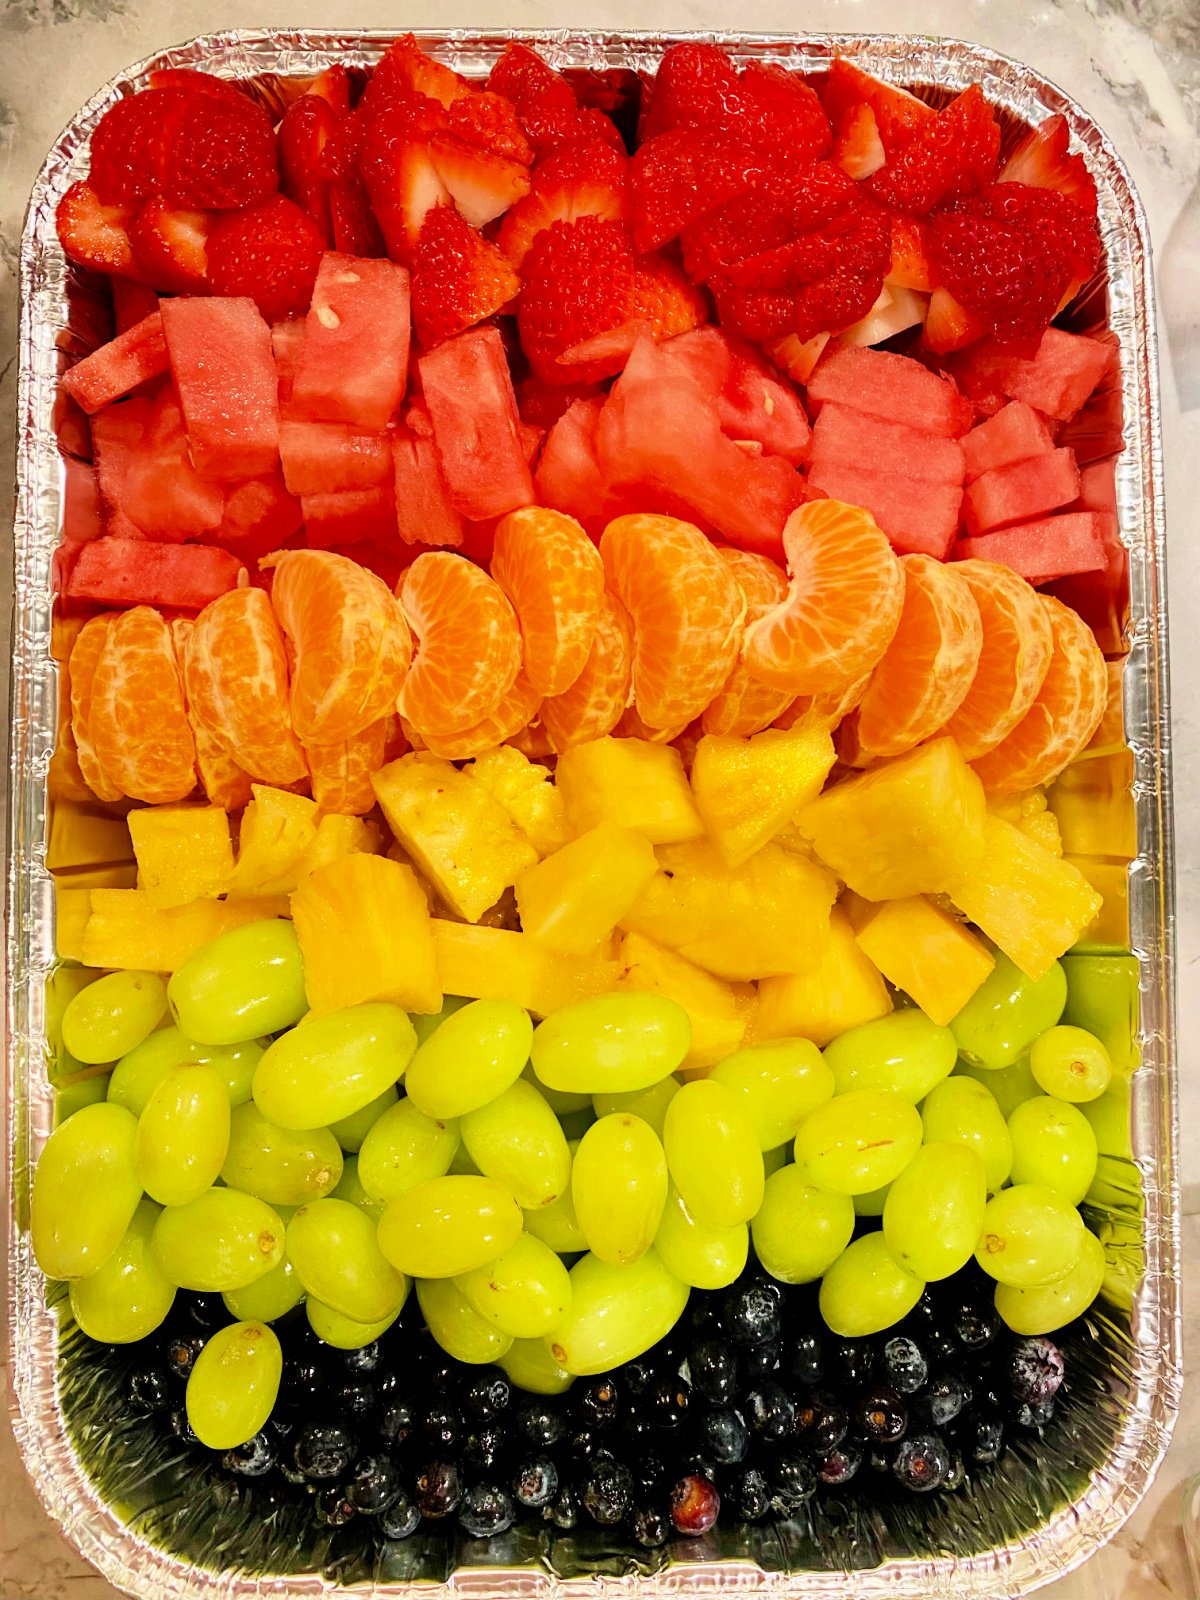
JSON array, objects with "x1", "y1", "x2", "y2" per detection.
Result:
[{"x1": 2, "y1": 2, "x2": 1198, "y2": 1596}]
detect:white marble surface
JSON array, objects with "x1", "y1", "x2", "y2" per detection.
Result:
[{"x1": 1, "y1": 2, "x2": 1198, "y2": 1596}]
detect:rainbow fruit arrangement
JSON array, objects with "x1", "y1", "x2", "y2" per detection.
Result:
[{"x1": 37, "y1": 37, "x2": 1139, "y2": 1554}]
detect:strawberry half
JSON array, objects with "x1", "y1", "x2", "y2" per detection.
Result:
[
  {"x1": 498, "y1": 139, "x2": 628, "y2": 267},
  {"x1": 329, "y1": 181, "x2": 386, "y2": 257},
  {"x1": 680, "y1": 160, "x2": 863, "y2": 283},
  {"x1": 428, "y1": 134, "x2": 532, "y2": 229},
  {"x1": 631, "y1": 126, "x2": 788, "y2": 252},
  {"x1": 888, "y1": 215, "x2": 933, "y2": 290},
  {"x1": 145, "y1": 68, "x2": 249, "y2": 102},
  {"x1": 446, "y1": 92, "x2": 534, "y2": 165},
  {"x1": 279, "y1": 92, "x2": 342, "y2": 242},
  {"x1": 819, "y1": 59, "x2": 935, "y2": 154},
  {"x1": 410, "y1": 204, "x2": 521, "y2": 348},
  {"x1": 89, "y1": 88, "x2": 184, "y2": 204},
  {"x1": 307, "y1": 65, "x2": 354, "y2": 113},
  {"x1": 487, "y1": 42, "x2": 582, "y2": 150},
  {"x1": 999, "y1": 113, "x2": 1098, "y2": 220},
  {"x1": 832, "y1": 102, "x2": 886, "y2": 179},
  {"x1": 735, "y1": 64, "x2": 832, "y2": 163},
  {"x1": 206, "y1": 193, "x2": 325, "y2": 322},
  {"x1": 163, "y1": 90, "x2": 279, "y2": 209},
  {"x1": 639, "y1": 42, "x2": 742, "y2": 142},
  {"x1": 517, "y1": 216, "x2": 636, "y2": 383},
  {"x1": 367, "y1": 34, "x2": 473, "y2": 114},
  {"x1": 869, "y1": 84, "x2": 1000, "y2": 215},
  {"x1": 56, "y1": 181, "x2": 140, "y2": 277},
  {"x1": 129, "y1": 198, "x2": 212, "y2": 293}
]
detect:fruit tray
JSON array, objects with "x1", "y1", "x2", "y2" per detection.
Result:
[{"x1": 6, "y1": 26, "x2": 1179, "y2": 1600}]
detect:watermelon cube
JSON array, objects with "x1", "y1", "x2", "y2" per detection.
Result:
[
  {"x1": 962, "y1": 446, "x2": 1080, "y2": 534},
  {"x1": 160, "y1": 298, "x2": 280, "y2": 481},
  {"x1": 952, "y1": 512, "x2": 1108, "y2": 586},
  {"x1": 112, "y1": 279, "x2": 160, "y2": 336},
  {"x1": 1049, "y1": 509, "x2": 1128, "y2": 655},
  {"x1": 1076, "y1": 459, "x2": 1117, "y2": 513},
  {"x1": 806, "y1": 346, "x2": 974, "y2": 438},
  {"x1": 811, "y1": 403, "x2": 964, "y2": 484},
  {"x1": 302, "y1": 486, "x2": 398, "y2": 548},
  {"x1": 62, "y1": 313, "x2": 168, "y2": 415},
  {"x1": 279, "y1": 420, "x2": 394, "y2": 497},
  {"x1": 518, "y1": 420, "x2": 545, "y2": 468},
  {"x1": 64, "y1": 538, "x2": 246, "y2": 611},
  {"x1": 660, "y1": 328, "x2": 812, "y2": 465},
  {"x1": 90, "y1": 397, "x2": 151, "y2": 538},
  {"x1": 292, "y1": 252, "x2": 411, "y2": 431},
  {"x1": 534, "y1": 396, "x2": 618, "y2": 538},
  {"x1": 393, "y1": 429, "x2": 465, "y2": 548},
  {"x1": 807, "y1": 462, "x2": 962, "y2": 559},
  {"x1": 62, "y1": 457, "x2": 104, "y2": 543},
  {"x1": 209, "y1": 470, "x2": 303, "y2": 564},
  {"x1": 116, "y1": 388, "x2": 226, "y2": 542},
  {"x1": 272, "y1": 320, "x2": 307, "y2": 407},
  {"x1": 961, "y1": 401, "x2": 1055, "y2": 482},
  {"x1": 947, "y1": 329, "x2": 1112, "y2": 423},
  {"x1": 418, "y1": 325, "x2": 535, "y2": 521}
]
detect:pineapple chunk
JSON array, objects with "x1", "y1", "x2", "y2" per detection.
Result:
[
  {"x1": 465, "y1": 747, "x2": 569, "y2": 857},
  {"x1": 839, "y1": 890, "x2": 880, "y2": 931},
  {"x1": 46, "y1": 802, "x2": 132, "y2": 874},
  {"x1": 757, "y1": 909, "x2": 892, "y2": 1047},
  {"x1": 516, "y1": 825, "x2": 657, "y2": 955},
  {"x1": 1064, "y1": 855, "x2": 1129, "y2": 952},
  {"x1": 55, "y1": 887, "x2": 92, "y2": 962},
  {"x1": 128, "y1": 804, "x2": 234, "y2": 907},
  {"x1": 797, "y1": 737, "x2": 987, "y2": 900},
  {"x1": 373, "y1": 753, "x2": 537, "y2": 923},
  {"x1": 226, "y1": 786, "x2": 319, "y2": 897},
  {"x1": 296, "y1": 813, "x2": 380, "y2": 877},
  {"x1": 853, "y1": 896, "x2": 995, "y2": 1026},
  {"x1": 555, "y1": 737, "x2": 703, "y2": 844},
  {"x1": 945, "y1": 815, "x2": 1102, "y2": 980},
  {"x1": 431, "y1": 920, "x2": 621, "y2": 1016},
  {"x1": 292, "y1": 854, "x2": 441, "y2": 1014},
  {"x1": 80, "y1": 890, "x2": 290, "y2": 971},
  {"x1": 1047, "y1": 752, "x2": 1136, "y2": 860},
  {"x1": 691, "y1": 722, "x2": 836, "y2": 867},
  {"x1": 989, "y1": 789, "x2": 1064, "y2": 858},
  {"x1": 616, "y1": 930, "x2": 752, "y2": 1070},
  {"x1": 622, "y1": 839, "x2": 837, "y2": 982}
]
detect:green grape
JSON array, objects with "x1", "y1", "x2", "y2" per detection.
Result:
[
  {"x1": 253, "y1": 1004, "x2": 416, "y2": 1130},
  {"x1": 54, "y1": 1070, "x2": 109, "y2": 1124},
  {"x1": 222, "y1": 1254, "x2": 305, "y2": 1323},
  {"x1": 663, "y1": 1080, "x2": 764, "y2": 1226},
  {"x1": 710, "y1": 1039, "x2": 833, "y2": 1150},
  {"x1": 221, "y1": 1102, "x2": 343, "y2": 1206},
  {"x1": 461, "y1": 1080, "x2": 571, "y2": 1208},
  {"x1": 62, "y1": 970, "x2": 168, "y2": 1065},
  {"x1": 531, "y1": 994, "x2": 690, "y2": 1094},
  {"x1": 329, "y1": 1085, "x2": 400, "y2": 1152},
  {"x1": 882, "y1": 1142, "x2": 987, "y2": 1282},
  {"x1": 921, "y1": 1077, "x2": 1013, "y2": 1192},
  {"x1": 818, "y1": 1231, "x2": 924, "y2": 1337},
  {"x1": 950, "y1": 953, "x2": 1066, "y2": 1069},
  {"x1": 456, "y1": 1233, "x2": 572, "y2": 1337},
  {"x1": 416, "y1": 1276, "x2": 514, "y2": 1364},
  {"x1": 307, "y1": 1295, "x2": 403, "y2": 1349},
  {"x1": 135, "y1": 1062, "x2": 230, "y2": 1207},
  {"x1": 557, "y1": 1106, "x2": 596, "y2": 1143},
  {"x1": 32, "y1": 1101, "x2": 142, "y2": 1280},
  {"x1": 107, "y1": 1028, "x2": 263, "y2": 1115},
  {"x1": 592, "y1": 1076, "x2": 680, "y2": 1140},
  {"x1": 762, "y1": 1143, "x2": 789, "y2": 1179},
  {"x1": 69, "y1": 1199, "x2": 175, "y2": 1342},
  {"x1": 151, "y1": 1188, "x2": 285, "y2": 1291},
  {"x1": 974, "y1": 1183, "x2": 1085, "y2": 1287},
  {"x1": 956, "y1": 1055, "x2": 1042, "y2": 1120},
  {"x1": 750, "y1": 1168, "x2": 855, "y2": 1283},
  {"x1": 524, "y1": 1140, "x2": 586, "y2": 1252},
  {"x1": 357, "y1": 1098, "x2": 460, "y2": 1204},
  {"x1": 570, "y1": 1114, "x2": 667, "y2": 1265},
  {"x1": 995, "y1": 1227, "x2": 1106, "y2": 1334},
  {"x1": 449, "y1": 1142, "x2": 483, "y2": 1177},
  {"x1": 404, "y1": 1000, "x2": 532, "y2": 1119},
  {"x1": 331, "y1": 1154, "x2": 384, "y2": 1221},
  {"x1": 1007, "y1": 1096, "x2": 1098, "y2": 1205},
  {"x1": 526, "y1": 1063, "x2": 590, "y2": 1117},
  {"x1": 1061, "y1": 953, "x2": 1139, "y2": 1074},
  {"x1": 377, "y1": 1176, "x2": 524, "y2": 1278},
  {"x1": 214, "y1": 1039, "x2": 265, "y2": 1108},
  {"x1": 286, "y1": 1198, "x2": 407, "y2": 1323},
  {"x1": 185, "y1": 1320, "x2": 282, "y2": 1449},
  {"x1": 823, "y1": 1010, "x2": 957, "y2": 1105},
  {"x1": 1029, "y1": 1024, "x2": 1112, "y2": 1103},
  {"x1": 1081, "y1": 1077, "x2": 1133, "y2": 1160},
  {"x1": 411, "y1": 994, "x2": 471, "y2": 1047},
  {"x1": 169, "y1": 920, "x2": 307, "y2": 1045},
  {"x1": 654, "y1": 1183, "x2": 747, "y2": 1289},
  {"x1": 853, "y1": 1183, "x2": 891, "y2": 1218},
  {"x1": 498, "y1": 1336, "x2": 575, "y2": 1395},
  {"x1": 546, "y1": 1249, "x2": 689, "y2": 1375},
  {"x1": 792, "y1": 1089, "x2": 923, "y2": 1197}
]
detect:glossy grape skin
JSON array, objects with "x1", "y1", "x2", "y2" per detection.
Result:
[
  {"x1": 530, "y1": 995, "x2": 691, "y2": 1094},
  {"x1": 330, "y1": 1086, "x2": 400, "y2": 1152},
  {"x1": 793, "y1": 1090, "x2": 923, "y2": 1196},
  {"x1": 572, "y1": 1113, "x2": 668, "y2": 1265},
  {"x1": 526, "y1": 1063, "x2": 591, "y2": 1117},
  {"x1": 995, "y1": 1228, "x2": 1106, "y2": 1334},
  {"x1": 62, "y1": 971, "x2": 168, "y2": 1065},
  {"x1": 253, "y1": 1003, "x2": 415, "y2": 1130},
  {"x1": 185, "y1": 1320, "x2": 283, "y2": 1449},
  {"x1": 546, "y1": 1249, "x2": 689, "y2": 1376},
  {"x1": 32, "y1": 1102, "x2": 142, "y2": 1280},
  {"x1": 921, "y1": 1077, "x2": 1013, "y2": 1193},
  {"x1": 220, "y1": 1102, "x2": 343, "y2": 1206},
  {"x1": 377, "y1": 1176, "x2": 524, "y2": 1278},
  {"x1": 68, "y1": 1199, "x2": 175, "y2": 1342},
  {"x1": 168, "y1": 920, "x2": 308, "y2": 1045},
  {"x1": 54, "y1": 1071, "x2": 109, "y2": 1124},
  {"x1": 710, "y1": 1039, "x2": 833, "y2": 1150},
  {"x1": 663, "y1": 1080, "x2": 764, "y2": 1227},
  {"x1": 222, "y1": 1254, "x2": 305, "y2": 1324},
  {"x1": 108, "y1": 1029, "x2": 264, "y2": 1115},
  {"x1": 950, "y1": 954, "x2": 1066, "y2": 1069},
  {"x1": 956, "y1": 1056, "x2": 1042, "y2": 1119},
  {"x1": 592, "y1": 1075, "x2": 681, "y2": 1139},
  {"x1": 416, "y1": 1277, "x2": 514, "y2": 1364},
  {"x1": 151, "y1": 1188, "x2": 285, "y2": 1291},
  {"x1": 456, "y1": 1234, "x2": 572, "y2": 1337},
  {"x1": 882, "y1": 1143, "x2": 987, "y2": 1282},
  {"x1": 286, "y1": 1199, "x2": 408, "y2": 1323},
  {"x1": 404, "y1": 1000, "x2": 532, "y2": 1118},
  {"x1": 461, "y1": 1081, "x2": 571, "y2": 1209},
  {"x1": 824, "y1": 1010, "x2": 957, "y2": 1104},
  {"x1": 358, "y1": 1098, "x2": 460, "y2": 1203},
  {"x1": 818, "y1": 1232, "x2": 925, "y2": 1337},
  {"x1": 750, "y1": 1168, "x2": 855, "y2": 1284},
  {"x1": 654, "y1": 1183, "x2": 748, "y2": 1289},
  {"x1": 852, "y1": 1183, "x2": 890, "y2": 1218},
  {"x1": 1007, "y1": 1097, "x2": 1098, "y2": 1205},
  {"x1": 498, "y1": 1337, "x2": 575, "y2": 1396},
  {"x1": 331, "y1": 1155, "x2": 385, "y2": 1221},
  {"x1": 134, "y1": 1062, "x2": 230, "y2": 1207},
  {"x1": 974, "y1": 1184, "x2": 1086, "y2": 1287},
  {"x1": 523, "y1": 1140, "x2": 586, "y2": 1253},
  {"x1": 1029, "y1": 1025, "x2": 1113, "y2": 1103},
  {"x1": 411, "y1": 994, "x2": 471, "y2": 1047},
  {"x1": 306, "y1": 1295, "x2": 404, "y2": 1350}
]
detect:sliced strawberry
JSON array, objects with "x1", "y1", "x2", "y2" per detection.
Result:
[
  {"x1": 447, "y1": 92, "x2": 534, "y2": 165},
  {"x1": 736, "y1": 64, "x2": 832, "y2": 162},
  {"x1": 364, "y1": 136, "x2": 450, "y2": 263},
  {"x1": 832, "y1": 102, "x2": 885, "y2": 179},
  {"x1": 329, "y1": 181, "x2": 386, "y2": 257},
  {"x1": 625, "y1": 253, "x2": 709, "y2": 341},
  {"x1": 888, "y1": 214, "x2": 932, "y2": 290},
  {"x1": 923, "y1": 285, "x2": 988, "y2": 354},
  {"x1": 112, "y1": 278, "x2": 160, "y2": 335},
  {"x1": 487, "y1": 42, "x2": 581, "y2": 150},
  {"x1": 999, "y1": 113, "x2": 1098, "y2": 220},
  {"x1": 307, "y1": 65, "x2": 354, "y2": 113},
  {"x1": 411, "y1": 204, "x2": 521, "y2": 348},
  {"x1": 279, "y1": 93, "x2": 341, "y2": 242},
  {"x1": 497, "y1": 139, "x2": 628, "y2": 267},
  {"x1": 129, "y1": 198, "x2": 212, "y2": 293},
  {"x1": 768, "y1": 330, "x2": 831, "y2": 384},
  {"x1": 56, "y1": 181, "x2": 140, "y2": 277},
  {"x1": 869, "y1": 84, "x2": 1000, "y2": 215},
  {"x1": 321, "y1": 107, "x2": 366, "y2": 182},
  {"x1": 680, "y1": 189, "x2": 797, "y2": 284},
  {"x1": 89, "y1": 89, "x2": 184, "y2": 204},
  {"x1": 163, "y1": 90, "x2": 278, "y2": 209},
  {"x1": 145, "y1": 68, "x2": 248, "y2": 101},
  {"x1": 517, "y1": 216, "x2": 636, "y2": 383},
  {"x1": 819, "y1": 60, "x2": 935, "y2": 154},
  {"x1": 207, "y1": 194, "x2": 325, "y2": 322},
  {"x1": 428, "y1": 134, "x2": 532, "y2": 229},
  {"x1": 639, "y1": 42, "x2": 742, "y2": 142},
  {"x1": 368, "y1": 34, "x2": 473, "y2": 113},
  {"x1": 631, "y1": 127, "x2": 785, "y2": 252}
]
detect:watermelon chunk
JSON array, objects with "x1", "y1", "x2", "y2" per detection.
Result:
[
  {"x1": 62, "y1": 313, "x2": 169, "y2": 415},
  {"x1": 946, "y1": 329, "x2": 1112, "y2": 423},
  {"x1": 953, "y1": 512, "x2": 1108, "y2": 586},
  {"x1": 1049, "y1": 507, "x2": 1127, "y2": 653},
  {"x1": 811, "y1": 402, "x2": 964, "y2": 484},
  {"x1": 112, "y1": 279, "x2": 160, "y2": 336},
  {"x1": 393, "y1": 429, "x2": 465, "y2": 548},
  {"x1": 657, "y1": 328, "x2": 812, "y2": 465},
  {"x1": 279, "y1": 420, "x2": 394, "y2": 496},
  {"x1": 962, "y1": 446, "x2": 1080, "y2": 535},
  {"x1": 534, "y1": 396, "x2": 621, "y2": 538},
  {"x1": 961, "y1": 401, "x2": 1055, "y2": 482},
  {"x1": 160, "y1": 298, "x2": 280, "y2": 481},
  {"x1": 806, "y1": 345, "x2": 973, "y2": 437},
  {"x1": 292, "y1": 252, "x2": 411, "y2": 431},
  {"x1": 63, "y1": 457, "x2": 104, "y2": 543},
  {"x1": 90, "y1": 396, "x2": 152, "y2": 538},
  {"x1": 302, "y1": 487, "x2": 398, "y2": 548},
  {"x1": 807, "y1": 461, "x2": 962, "y2": 559},
  {"x1": 1075, "y1": 458, "x2": 1116, "y2": 514},
  {"x1": 207, "y1": 470, "x2": 304, "y2": 565},
  {"x1": 64, "y1": 538, "x2": 246, "y2": 611},
  {"x1": 418, "y1": 325, "x2": 535, "y2": 521},
  {"x1": 272, "y1": 320, "x2": 307, "y2": 407}
]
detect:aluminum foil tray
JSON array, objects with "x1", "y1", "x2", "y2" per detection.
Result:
[{"x1": 6, "y1": 28, "x2": 1180, "y2": 1600}]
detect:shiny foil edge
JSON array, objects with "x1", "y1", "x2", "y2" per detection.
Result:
[{"x1": 5, "y1": 28, "x2": 1179, "y2": 1600}]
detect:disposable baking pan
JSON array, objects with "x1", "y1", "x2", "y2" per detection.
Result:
[{"x1": 6, "y1": 28, "x2": 1180, "y2": 1600}]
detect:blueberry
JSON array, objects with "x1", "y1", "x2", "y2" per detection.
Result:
[
  {"x1": 170, "y1": 1406, "x2": 198, "y2": 1445},
  {"x1": 631, "y1": 1503, "x2": 670, "y2": 1547},
  {"x1": 826, "y1": 1338, "x2": 872, "y2": 1390},
  {"x1": 698, "y1": 1405, "x2": 749, "y2": 1464},
  {"x1": 768, "y1": 1450, "x2": 816, "y2": 1514},
  {"x1": 343, "y1": 1339, "x2": 383, "y2": 1376},
  {"x1": 346, "y1": 1451, "x2": 402, "y2": 1515},
  {"x1": 953, "y1": 1300, "x2": 1000, "y2": 1352},
  {"x1": 818, "y1": 1438, "x2": 863, "y2": 1485},
  {"x1": 379, "y1": 1397, "x2": 415, "y2": 1448},
  {"x1": 1015, "y1": 1397, "x2": 1055, "y2": 1431},
  {"x1": 793, "y1": 1389, "x2": 848, "y2": 1455},
  {"x1": 459, "y1": 1483, "x2": 515, "y2": 1537},
  {"x1": 513, "y1": 1456, "x2": 558, "y2": 1509},
  {"x1": 621, "y1": 1360, "x2": 655, "y2": 1399},
  {"x1": 334, "y1": 1380, "x2": 375, "y2": 1425},
  {"x1": 294, "y1": 1423, "x2": 357, "y2": 1482},
  {"x1": 583, "y1": 1458, "x2": 634, "y2": 1526},
  {"x1": 517, "y1": 1399, "x2": 566, "y2": 1450},
  {"x1": 917, "y1": 1372, "x2": 972, "y2": 1429},
  {"x1": 728, "y1": 1465, "x2": 772, "y2": 1521},
  {"x1": 222, "y1": 1431, "x2": 275, "y2": 1477},
  {"x1": 688, "y1": 1339, "x2": 738, "y2": 1405},
  {"x1": 379, "y1": 1493, "x2": 421, "y2": 1539},
  {"x1": 419, "y1": 1404, "x2": 461, "y2": 1453},
  {"x1": 669, "y1": 1472, "x2": 720, "y2": 1536},
  {"x1": 649, "y1": 1375, "x2": 690, "y2": 1429},
  {"x1": 547, "y1": 1483, "x2": 580, "y2": 1530},
  {"x1": 854, "y1": 1386, "x2": 908, "y2": 1443},
  {"x1": 1008, "y1": 1337, "x2": 1065, "y2": 1405},
  {"x1": 414, "y1": 1460, "x2": 462, "y2": 1519},
  {"x1": 463, "y1": 1424, "x2": 507, "y2": 1474},
  {"x1": 892, "y1": 1432, "x2": 951, "y2": 1493},
  {"x1": 786, "y1": 1330, "x2": 824, "y2": 1388},
  {"x1": 740, "y1": 1338, "x2": 782, "y2": 1383},
  {"x1": 314, "y1": 1486, "x2": 356, "y2": 1527},
  {"x1": 723, "y1": 1279, "x2": 782, "y2": 1346},
  {"x1": 565, "y1": 1426, "x2": 605, "y2": 1469},
  {"x1": 633, "y1": 1450, "x2": 669, "y2": 1494},
  {"x1": 578, "y1": 1376, "x2": 622, "y2": 1428},
  {"x1": 162, "y1": 1332, "x2": 205, "y2": 1382},
  {"x1": 879, "y1": 1336, "x2": 929, "y2": 1396},
  {"x1": 964, "y1": 1412, "x2": 1005, "y2": 1465},
  {"x1": 744, "y1": 1381, "x2": 794, "y2": 1443},
  {"x1": 463, "y1": 1371, "x2": 512, "y2": 1419},
  {"x1": 185, "y1": 1293, "x2": 228, "y2": 1330},
  {"x1": 128, "y1": 1367, "x2": 170, "y2": 1412}
]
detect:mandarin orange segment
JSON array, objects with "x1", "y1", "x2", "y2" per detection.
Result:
[
  {"x1": 270, "y1": 549, "x2": 413, "y2": 746},
  {"x1": 398, "y1": 551, "x2": 523, "y2": 737},
  {"x1": 414, "y1": 672, "x2": 542, "y2": 761},
  {"x1": 940, "y1": 560, "x2": 1055, "y2": 761},
  {"x1": 307, "y1": 715, "x2": 405, "y2": 816},
  {"x1": 702, "y1": 550, "x2": 795, "y2": 737},
  {"x1": 742, "y1": 500, "x2": 905, "y2": 697},
  {"x1": 613, "y1": 706, "x2": 692, "y2": 743},
  {"x1": 778, "y1": 673, "x2": 872, "y2": 733},
  {"x1": 68, "y1": 615, "x2": 123, "y2": 803},
  {"x1": 600, "y1": 513, "x2": 743, "y2": 730},
  {"x1": 170, "y1": 617, "x2": 244, "y2": 810},
  {"x1": 971, "y1": 595, "x2": 1108, "y2": 796},
  {"x1": 507, "y1": 721, "x2": 556, "y2": 762},
  {"x1": 88, "y1": 607, "x2": 197, "y2": 805},
  {"x1": 539, "y1": 588, "x2": 634, "y2": 755},
  {"x1": 490, "y1": 507, "x2": 606, "y2": 697}
]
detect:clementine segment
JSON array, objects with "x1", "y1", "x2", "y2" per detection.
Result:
[
  {"x1": 171, "y1": 617, "x2": 253, "y2": 811},
  {"x1": 307, "y1": 716, "x2": 404, "y2": 815},
  {"x1": 940, "y1": 559, "x2": 1055, "y2": 760},
  {"x1": 540, "y1": 589, "x2": 632, "y2": 755},
  {"x1": 398, "y1": 552, "x2": 523, "y2": 737},
  {"x1": 88, "y1": 606, "x2": 196, "y2": 805},
  {"x1": 702, "y1": 550, "x2": 795, "y2": 737},
  {"x1": 415, "y1": 672, "x2": 542, "y2": 761},
  {"x1": 69, "y1": 615, "x2": 123, "y2": 803},
  {"x1": 490, "y1": 506, "x2": 605, "y2": 696},
  {"x1": 778, "y1": 674, "x2": 872, "y2": 733}
]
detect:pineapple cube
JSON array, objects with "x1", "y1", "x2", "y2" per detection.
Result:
[
  {"x1": 373, "y1": 754, "x2": 537, "y2": 923},
  {"x1": 989, "y1": 789, "x2": 1064, "y2": 858},
  {"x1": 839, "y1": 890, "x2": 880, "y2": 931},
  {"x1": 128, "y1": 804, "x2": 234, "y2": 907},
  {"x1": 555, "y1": 737, "x2": 703, "y2": 845},
  {"x1": 616, "y1": 930, "x2": 752, "y2": 1070},
  {"x1": 516, "y1": 825, "x2": 657, "y2": 955},
  {"x1": 465, "y1": 747, "x2": 569, "y2": 857},
  {"x1": 622, "y1": 838, "x2": 837, "y2": 982},
  {"x1": 1047, "y1": 751, "x2": 1136, "y2": 860},
  {"x1": 690, "y1": 722, "x2": 836, "y2": 867},
  {"x1": 46, "y1": 802, "x2": 132, "y2": 874},
  {"x1": 296, "y1": 813, "x2": 380, "y2": 878},
  {"x1": 80, "y1": 890, "x2": 290, "y2": 971},
  {"x1": 55, "y1": 887, "x2": 92, "y2": 962},
  {"x1": 292, "y1": 854, "x2": 441, "y2": 1014},
  {"x1": 945, "y1": 815, "x2": 1102, "y2": 980},
  {"x1": 1064, "y1": 855, "x2": 1129, "y2": 952},
  {"x1": 853, "y1": 896, "x2": 995, "y2": 1026},
  {"x1": 796, "y1": 737, "x2": 987, "y2": 900},
  {"x1": 226, "y1": 786, "x2": 319, "y2": 897},
  {"x1": 757, "y1": 909, "x2": 892, "y2": 1047},
  {"x1": 431, "y1": 920, "x2": 621, "y2": 1016}
]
